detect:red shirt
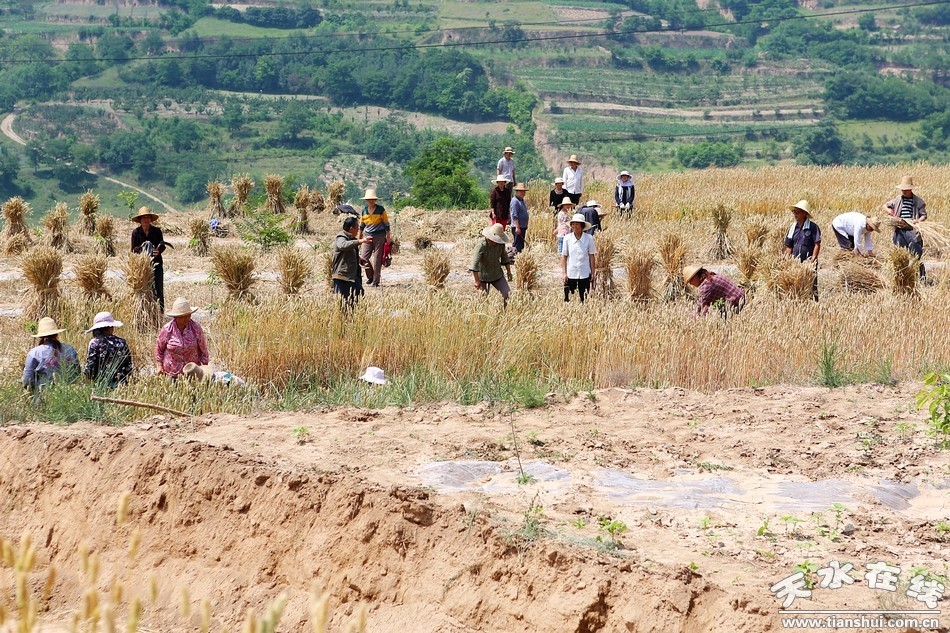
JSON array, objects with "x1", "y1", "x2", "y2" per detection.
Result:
[{"x1": 696, "y1": 273, "x2": 745, "y2": 316}]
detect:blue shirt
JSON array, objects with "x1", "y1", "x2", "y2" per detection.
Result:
[
  {"x1": 22, "y1": 342, "x2": 79, "y2": 390},
  {"x1": 784, "y1": 219, "x2": 821, "y2": 261},
  {"x1": 510, "y1": 196, "x2": 529, "y2": 228}
]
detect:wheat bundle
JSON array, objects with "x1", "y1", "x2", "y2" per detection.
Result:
[
  {"x1": 414, "y1": 236, "x2": 433, "y2": 251},
  {"x1": 188, "y1": 217, "x2": 210, "y2": 256},
  {"x1": 226, "y1": 174, "x2": 254, "y2": 217},
  {"x1": 42, "y1": 203, "x2": 74, "y2": 253},
  {"x1": 94, "y1": 215, "x2": 116, "y2": 257},
  {"x1": 734, "y1": 245, "x2": 763, "y2": 288},
  {"x1": 264, "y1": 174, "x2": 286, "y2": 214},
  {"x1": 708, "y1": 204, "x2": 734, "y2": 260},
  {"x1": 73, "y1": 253, "x2": 112, "y2": 301},
  {"x1": 831, "y1": 249, "x2": 882, "y2": 269},
  {"x1": 123, "y1": 252, "x2": 161, "y2": 331},
  {"x1": 79, "y1": 190, "x2": 99, "y2": 236},
  {"x1": 766, "y1": 258, "x2": 815, "y2": 300},
  {"x1": 623, "y1": 247, "x2": 654, "y2": 301},
  {"x1": 883, "y1": 247, "x2": 919, "y2": 297},
  {"x1": 658, "y1": 233, "x2": 688, "y2": 302},
  {"x1": 292, "y1": 185, "x2": 313, "y2": 235},
  {"x1": 309, "y1": 188, "x2": 326, "y2": 215},
  {"x1": 835, "y1": 260, "x2": 885, "y2": 293},
  {"x1": 321, "y1": 252, "x2": 333, "y2": 289},
  {"x1": 593, "y1": 232, "x2": 617, "y2": 299},
  {"x1": 22, "y1": 246, "x2": 63, "y2": 321},
  {"x1": 422, "y1": 250, "x2": 451, "y2": 289},
  {"x1": 2, "y1": 196, "x2": 33, "y2": 255},
  {"x1": 206, "y1": 180, "x2": 226, "y2": 218},
  {"x1": 326, "y1": 180, "x2": 345, "y2": 211},
  {"x1": 277, "y1": 247, "x2": 312, "y2": 295},
  {"x1": 390, "y1": 235, "x2": 401, "y2": 255},
  {"x1": 882, "y1": 216, "x2": 950, "y2": 253},
  {"x1": 514, "y1": 245, "x2": 542, "y2": 292},
  {"x1": 743, "y1": 216, "x2": 770, "y2": 248},
  {"x1": 211, "y1": 246, "x2": 257, "y2": 302}
]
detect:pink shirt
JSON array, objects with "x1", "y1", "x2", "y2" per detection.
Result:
[{"x1": 155, "y1": 319, "x2": 209, "y2": 376}]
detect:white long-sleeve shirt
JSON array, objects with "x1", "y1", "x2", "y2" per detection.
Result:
[
  {"x1": 563, "y1": 165, "x2": 584, "y2": 195},
  {"x1": 832, "y1": 212, "x2": 873, "y2": 254}
]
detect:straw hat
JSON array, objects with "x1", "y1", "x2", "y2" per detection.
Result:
[
  {"x1": 566, "y1": 155, "x2": 581, "y2": 164},
  {"x1": 359, "y1": 366, "x2": 388, "y2": 385},
  {"x1": 361, "y1": 188, "x2": 378, "y2": 200},
  {"x1": 682, "y1": 265, "x2": 705, "y2": 284},
  {"x1": 85, "y1": 311, "x2": 123, "y2": 333},
  {"x1": 789, "y1": 200, "x2": 812, "y2": 217},
  {"x1": 553, "y1": 177, "x2": 565, "y2": 185},
  {"x1": 33, "y1": 317, "x2": 65, "y2": 338},
  {"x1": 619, "y1": 170, "x2": 631, "y2": 178},
  {"x1": 866, "y1": 216, "x2": 881, "y2": 232},
  {"x1": 513, "y1": 182, "x2": 528, "y2": 192},
  {"x1": 182, "y1": 362, "x2": 212, "y2": 380},
  {"x1": 503, "y1": 146, "x2": 515, "y2": 154},
  {"x1": 569, "y1": 213, "x2": 591, "y2": 231},
  {"x1": 585, "y1": 200, "x2": 609, "y2": 216},
  {"x1": 896, "y1": 176, "x2": 915, "y2": 191},
  {"x1": 482, "y1": 223, "x2": 512, "y2": 244},
  {"x1": 166, "y1": 297, "x2": 198, "y2": 317},
  {"x1": 559, "y1": 197, "x2": 575, "y2": 209},
  {"x1": 131, "y1": 206, "x2": 159, "y2": 223},
  {"x1": 492, "y1": 176, "x2": 509, "y2": 184}
]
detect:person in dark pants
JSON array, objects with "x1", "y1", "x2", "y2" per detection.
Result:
[
  {"x1": 470, "y1": 223, "x2": 514, "y2": 308},
  {"x1": 561, "y1": 213, "x2": 597, "y2": 302},
  {"x1": 130, "y1": 206, "x2": 166, "y2": 312},
  {"x1": 509, "y1": 182, "x2": 529, "y2": 253},
  {"x1": 489, "y1": 176, "x2": 511, "y2": 228},
  {"x1": 333, "y1": 216, "x2": 372, "y2": 310},
  {"x1": 358, "y1": 188, "x2": 391, "y2": 288},
  {"x1": 783, "y1": 199, "x2": 822, "y2": 301},
  {"x1": 884, "y1": 175, "x2": 928, "y2": 281}
]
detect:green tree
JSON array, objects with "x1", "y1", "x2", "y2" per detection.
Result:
[
  {"x1": 277, "y1": 101, "x2": 311, "y2": 143},
  {"x1": 405, "y1": 137, "x2": 483, "y2": 210},
  {"x1": 0, "y1": 145, "x2": 20, "y2": 185},
  {"x1": 793, "y1": 120, "x2": 855, "y2": 166}
]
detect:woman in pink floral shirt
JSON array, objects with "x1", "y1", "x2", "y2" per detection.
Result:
[{"x1": 155, "y1": 297, "x2": 209, "y2": 377}]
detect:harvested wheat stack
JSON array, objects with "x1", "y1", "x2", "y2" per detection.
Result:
[
  {"x1": 390, "y1": 235, "x2": 401, "y2": 255},
  {"x1": 422, "y1": 250, "x2": 451, "y2": 289},
  {"x1": 2, "y1": 196, "x2": 33, "y2": 255},
  {"x1": 883, "y1": 247, "x2": 919, "y2": 297},
  {"x1": 264, "y1": 174, "x2": 287, "y2": 214},
  {"x1": 831, "y1": 249, "x2": 882, "y2": 269},
  {"x1": 883, "y1": 216, "x2": 950, "y2": 253},
  {"x1": 414, "y1": 236, "x2": 433, "y2": 251},
  {"x1": 123, "y1": 251, "x2": 161, "y2": 331},
  {"x1": 594, "y1": 232, "x2": 618, "y2": 299},
  {"x1": 277, "y1": 247, "x2": 312, "y2": 295},
  {"x1": 188, "y1": 217, "x2": 210, "y2": 256},
  {"x1": 292, "y1": 185, "x2": 313, "y2": 235},
  {"x1": 766, "y1": 257, "x2": 815, "y2": 300},
  {"x1": 514, "y1": 245, "x2": 542, "y2": 292},
  {"x1": 743, "y1": 216, "x2": 770, "y2": 248},
  {"x1": 79, "y1": 190, "x2": 99, "y2": 236},
  {"x1": 708, "y1": 204, "x2": 734, "y2": 260},
  {"x1": 212, "y1": 246, "x2": 257, "y2": 302},
  {"x1": 835, "y1": 260, "x2": 885, "y2": 293},
  {"x1": 227, "y1": 174, "x2": 254, "y2": 217},
  {"x1": 309, "y1": 188, "x2": 326, "y2": 215},
  {"x1": 623, "y1": 247, "x2": 654, "y2": 301},
  {"x1": 22, "y1": 246, "x2": 63, "y2": 320},
  {"x1": 734, "y1": 246, "x2": 763, "y2": 288},
  {"x1": 658, "y1": 233, "x2": 688, "y2": 302},
  {"x1": 42, "y1": 203, "x2": 74, "y2": 253},
  {"x1": 94, "y1": 215, "x2": 116, "y2": 257},
  {"x1": 326, "y1": 180, "x2": 345, "y2": 211},
  {"x1": 321, "y1": 252, "x2": 333, "y2": 289},
  {"x1": 74, "y1": 253, "x2": 112, "y2": 301},
  {"x1": 206, "y1": 181, "x2": 226, "y2": 218}
]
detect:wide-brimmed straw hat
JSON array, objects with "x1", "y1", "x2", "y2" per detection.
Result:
[
  {"x1": 166, "y1": 297, "x2": 198, "y2": 317},
  {"x1": 492, "y1": 176, "x2": 509, "y2": 184},
  {"x1": 361, "y1": 188, "x2": 379, "y2": 200},
  {"x1": 503, "y1": 146, "x2": 515, "y2": 154},
  {"x1": 789, "y1": 199, "x2": 812, "y2": 217},
  {"x1": 513, "y1": 182, "x2": 528, "y2": 192},
  {"x1": 566, "y1": 155, "x2": 581, "y2": 164},
  {"x1": 569, "y1": 213, "x2": 592, "y2": 231},
  {"x1": 682, "y1": 265, "x2": 706, "y2": 284},
  {"x1": 33, "y1": 317, "x2": 65, "y2": 338},
  {"x1": 359, "y1": 366, "x2": 388, "y2": 385},
  {"x1": 482, "y1": 223, "x2": 512, "y2": 244},
  {"x1": 553, "y1": 177, "x2": 565, "y2": 185},
  {"x1": 131, "y1": 206, "x2": 159, "y2": 223},
  {"x1": 182, "y1": 362, "x2": 212, "y2": 380},
  {"x1": 619, "y1": 170, "x2": 631, "y2": 178},
  {"x1": 559, "y1": 197, "x2": 575, "y2": 209},
  {"x1": 85, "y1": 311, "x2": 123, "y2": 333},
  {"x1": 896, "y1": 176, "x2": 915, "y2": 191},
  {"x1": 866, "y1": 216, "x2": 881, "y2": 232},
  {"x1": 586, "y1": 200, "x2": 609, "y2": 216}
]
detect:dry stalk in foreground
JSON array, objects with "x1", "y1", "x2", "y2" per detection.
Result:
[
  {"x1": 1, "y1": 196, "x2": 33, "y2": 255},
  {"x1": 708, "y1": 204, "x2": 734, "y2": 260},
  {"x1": 743, "y1": 216, "x2": 770, "y2": 249},
  {"x1": 74, "y1": 253, "x2": 113, "y2": 301},
  {"x1": 42, "y1": 202, "x2": 74, "y2": 253},
  {"x1": 206, "y1": 180, "x2": 226, "y2": 218},
  {"x1": 593, "y1": 232, "x2": 617, "y2": 299},
  {"x1": 326, "y1": 179, "x2": 345, "y2": 212},
  {"x1": 292, "y1": 185, "x2": 313, "y2": 235},
  {"x1": 422, "y1": 250, "x2": 450, "y2": 289},
  {"x1": 188, "y1": 216, "x2": 210, "y2": 256},
  {"x1": 658, "y1": 233, "x2": 687, "y2": 302},
  {"x1": 22, "y1": 245, "x2": 63, "y2": 320},
  {"x1": 734, "y1": 246, "x2": 763, "y2": 289},
  {"x1": 623, "y1": 247, "x2": 654, "y2": 301},
  {"x1": 79, "y1": 190, "x2": 100, "y2": 236},
  {"x1": 95, "y1": 215, "x2": 117, "y2": 257},
  {"x1": 277, "y1": 247, "x2": 312, "y2": 295},
  {"x1": 766, "y1": 257, "x2": 815, "y2": 301},
  {"x1": 884, "y1": 247, "x2": 919, "y2": 297},
  {"x1": 834, "y1": 260, "x2": 885, "y2": 293},
  {"x1": 309, "y1": 187, "x2": 326, "y2": 215},
  {"x1": 265, "y1": 174, "x2": 287, "y2": 214},
  {"x1": 122, "y1": 251, "x2": 161, "y2": 331},
  {"x1": 212, "y1": 246, "x2": 257, "y2": 302},
  {"x1": 514, "y1": 245, "x2": 542, "y2": 292},
  {"x1": 227, "y1": 174, "x2": 254, "y2": 217}
]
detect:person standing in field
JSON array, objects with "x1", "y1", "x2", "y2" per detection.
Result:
[
  {"x1": 22, "y1": 317, "x2": 79, "y2": 391},
  {"x1": 471, "y1": 223, "x2": 514, "y2": 307},
  {"x1": 784, "y1": 200, "x2": 821, "y2": 301},
  {"x1": 831, "y1": 212, "x2": 879, "y2": 257},
  {"x1": 358, "y1": 188, "x2": 391, "y2": 288},
  {"x1": 332, "y1": 216, "x2": 372, "y2": 310},
  {"x1": 683, "y1": 265, "x2": 745, "y2": 317},
  {"x1": 562, "y1": 155, "x2": 584, "y2": 205},
  {"x1": 554, "y1": 197, "x2": 574, "y2": 255},
  {"x1": 510, "y1": 182, "x2": 529, "y2": 253},
  {"x1": 549, "y1": 177, "x2": 568, "y2": 215},
  {"x1": 489, "y1": 176, "x2": 511, "y2": 228},
  {"x1": 561, "y1": 213, "x2": 597, "y2": 303},
  {"x1": 497, "y1": 146, "x2": 516, "y2": 195},
  {"x1": 883, "y1": 176, "x2": 927, "y2": 280},
  {"x1": 614, "y1": 170, "x2": 635, "y2": 216},
  {"x1": 130, "y1": 206, "x2": 166, "y2": 312},
  {"x1": 83, "y1": 311, "x2": 133, "y2": 388}
]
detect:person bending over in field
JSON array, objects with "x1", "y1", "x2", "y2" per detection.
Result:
[
  {"x1": 831, "y1": 212, "x2": 879, "y2": 257},
  {"x1": 471, "y1": 223, "x2": 514, "y2": 308},
  {"x1": 784, "y1": 200, "x2": 821, "y2": 301},
  {"x1": 683, "y1": 265, "x2": 745, "y2": 317},
  {"x1": 883, "y1": 175, "x2": 927, "y2": 281}
]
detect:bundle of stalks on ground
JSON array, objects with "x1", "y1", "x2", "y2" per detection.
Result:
[
  {"x1": 22, "y1": 246, "x2": 63, "y2": 321},
  {"x1": 1, "y1": 196, "x2": 33, "y2": 255},
  {"x1": 835, "y1": 260, "x2": 885, "y2": 293},
  {"x1": 292, "y1": 185, "x2": 313, "y2": 235},
  {"x1": 414, "y1": 236, "x2": 433, "y2": 251},
  {"x1": 766, "y1": 257, "x2": 816, "y2": 300},
  {"x1": 79, "y1": 190, "x2": 99, "y2": 236},
  {"x1": 188, "y1": 216, "x2": 210, "y2": 256},
  {"x1": 831, "y1": 249, "x2": 882, "y2": 269},
  {"x1": 309, "y1": 187, "x2": 326, "y2": 215},
  {"x1": 277, "y1": 247, "x2": 312, "y2": 295},
  {"x1": 122, "y1": 251, "x2": 161, "y2": 330},
  {"x1": 326, "y1": 179, "x2": 345, "y2": 211},
  {"x1": 708, "y1": 204, "x2": 734, "y2": 260},
  {"x1": 743, "y1": 216, "x2": 770, "y2": 249},
  {"x1": 206, "y1": 180, "x2": 227, "y2": 218},
  {"x1": 734, "y1": 246, "x2": 764, "y2": 289},
  {"x1": 593, "y1": 232, "x2": 618, "y2": 298},
  {"x1": 658, "y1": 233, "x2": 688, "y2": 302},
  {"x1": 623, "y1": 247, "x2": 655, "y2": 301},
  {"x1": 73, "y1": 253, "x2": 112, "y2": 301},
  {"x1": 264, "y1": 174, "x2": 287, "y2": 214},
  {"x1": 94, "y1": 215, "x2": 116, "y2": 257},
  {"x1": 884, "y1": 247, "x2": 920, "y2": 297},
  {"x1": 514, "y1": 245, "x2": 542, "y2": 292},
  {"x1": 226, "y1": 174, "x2": 254, "y2": 217},
  {"x1": 42, "y1": 202, "x2": 74, "y2": 253},
  {"x1": 212, "y1": 246, "x2": 257, "y2": 302},
  {"x1": 422, "y1": 250, "x2": 451, "y2": 289}
]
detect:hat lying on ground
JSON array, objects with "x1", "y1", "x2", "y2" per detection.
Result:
[
  {"x1": 182, "y1": 362, "x2": 213, "y2": 380},
  {"x1": 569, "y1": 213, "x2": 592, "y2": 231},
  {"x1": 482, "y1": 223, "x2": 512, "y2": 245},
  {"x1": 360, "y1": 366, "x2": 388, "y2": 385},
  {"x1": 86, "y1": 311, "x2": 123, "y2": 333},
  {"x1": 33, "y1": 317, "x2": 65, "y2": 338}
]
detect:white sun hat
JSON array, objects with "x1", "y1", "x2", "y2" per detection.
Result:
[{"x1": 359, "y1": 366, "x2": 388, "y2": 385}]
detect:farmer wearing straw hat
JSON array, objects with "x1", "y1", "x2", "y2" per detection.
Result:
[
  {"x1": 155, "y1": 297, "x2": 208, "y2": 378},
  {"x1": 561, "y1": 213, "x2": 597, "y2": 303},
  {"x1": 614, "y1": 170, "x2": 635, "y2": 217},
  {"x1": 22, "y1": 317, "x2": 79, "y2": 391},
  {"x1": 489, "y1": 176, "x2": 512, "y2": 228},
  {"x1": 831, "y1": 212, "x2": 879, "y2": 257},
  {"x1": 358, "y1": 188, "x2": 391, "y2": 288},
  {"x1": 333, "y1": 216, "x2": 373, "y2": 311},
  {"x1": 471, "y1": 223, "x2": 514, "y2": 307},
  {"x1": 883, "y1": 176, "x2": 927, "y2": 280},
  {"x1": 784, "y1": 200, "x2": 822, "y2": 301},
  {"x1": 554, "y1": 197, "x2": 574, "y2": 254},
  {"x1": 497, "y1": 146, "x2": 516, "y2": 195},
  {"x1": 562, "y1": 155, "x2": 584, "y2": 205},
  {"x1": 549, "y1": 177, "x2": 568, "y2": 214},
  {"x1": 683, "y1": 265, "x2": 745, "y2": 317},
  {"x1": 130, "y1": 206, "x2": 166, "y2": 312},
  {"x1": 510, "y1": 182, "x2": 530, "y2": 253},
  {"x1": 83, "y1": 311, "x2": 132, "y2": 388}
]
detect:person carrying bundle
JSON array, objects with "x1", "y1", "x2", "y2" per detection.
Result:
[
  {"x1": 130, "y1": 206, "x2": 167, "y2": 312},
  {"x1": 883, "y1": 176, "x2": 927, "y2": 281}
]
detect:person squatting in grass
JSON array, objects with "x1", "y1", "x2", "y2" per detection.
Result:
[
  {"x1": 83, "y1": 311, "x2": 133, "y2": 389},
  {"x1": 357, "y1": 188, "x2": 391, "y2": 288},
  {"x1": 831, "y1": 211, "x2": 879, "y2": 257},
  {"x1": 332, "y1": 216, "x2": 373, "y2": 311},
  {"x1": 554, "y1": 197, "x2": 574, "y2": 255},
  {"x1": 130, "y1": 206, "x2": 166, "y2": 312},
  {"x1": 784, "y1": 199, "x2": 822, "y2": 301},
  {"x1": 21, "y1": 317, "x2": 79, "y2": 391},
  {"x1": 683, "y1": 265, "x2": 745, "y2": 317},
  {"x1": 471, "y1": 223, "x2": 514, "y2": 308},
  {"x1": 510, "y1": 182, "x2": 530, "y2": 253},
  {"x1": 489, "y1": 176, "x2": 511, "y2": 228},
  {"x1": 155, "y1": 297, "x2": 209, "y2": 378},
  {"x1": 884, "y1": 175, "x2": 927, "y2": 281},
  {"x1": 561, "y1": 213, "x2": 597, "y2": 303}
]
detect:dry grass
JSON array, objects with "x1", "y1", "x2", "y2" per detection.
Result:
[
  {"x1": 743, "y1": 216, "x2": 770, "y2": 249},
  {"x1": 211, "y1": 246, "x2": 257, "y2": 302},
  {"x1": 513, "y1": 245, "x2": 542, "y2": 292},
  {"x1": 422, "y1": 250, "x2": 451, "y2": 289},
  {"x1": 79, "y1": 190, "x2": 99, "y2": 236},
  {"x1": 122, "y1": 252, "x2": 161, "y2": 331},
  {"x1": 593, "y1": 232, "x2": 618, "y2": 299},
  {"x1": 835, "y1": 260, "x2": 885, "y2": 293},
  {"x1": 22, "y1": 245, "x2": 63, "y2": 321},
  {"x1": 265, "y1": 174, "x2": 287, "y2": 214},
  {"x1": 95, "y1": 215, "x2": 117, "y2": 257},
  {"x1": 1, "y1": 196, "x2": 33, "y2": 255},
  {"x1": 276, "y1": 247, "x2": 312, "y2": 295},
  {"x1": 188, "y1": 216, "x2": 210, "y2": 256},
  {"x1": 206, "y1": 180, "x2": 226, "y2": 218},
  {"x1": 658, "y1": 233, "x2": 688, "y2": 302},
  {"x1": 292, "y1": 185, "x2": 313, "y2": 235},
  {"x1": 623, "y1": 247, "x2": 655, "y2": 301},
  {"x1": 310, "y1": 187, "x2": 326, "y2": 215},
  {"x1": 227, "y1": 174, "x2": 254, "y2": 217},
  {"x1": 41, "y1": 202, "x2": 74, "y2": 253},
  {"x1": 321, "y1": 252, "x2": 333, "y2": 289},
  {"x1": 74, "y1": 253, "x2": 112, "y2": 301},
  {"x1": 734, "y1": 246, "x2": 763, "y2": 288},
  {"x1": 883, "y1": 247, "x2": 919, "y2": 297},
  {"x1": 708, "y1": 204, "x2": 734, "y2": 260},
  {"x1": 326, "y1": 180, "x2": 346, "y2": 212},
  {"x1": 765, "y1": 257, "x2": 815, "y2": 300},
  {"x1": 414, "y1": 236, "x2": 433, "y2": 251}
]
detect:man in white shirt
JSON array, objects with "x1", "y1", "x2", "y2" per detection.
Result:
[
  {"x1": 561, "y1": 213, "x2": 597, "y2": 302},
  {"x1": 497, "y1": 146, "x2": 515, "y2": 194},
  {"x1": 831, "y1": 212, "x2": 879, "y2": 257},
  {"x1": 562, "y1": 155, "x2": 584, "y2": 205}
]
